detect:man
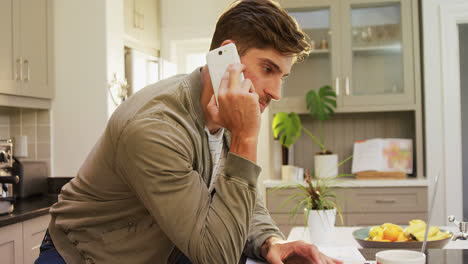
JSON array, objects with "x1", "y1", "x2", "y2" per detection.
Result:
[{"x1": 37, "y1": 0, "x2": 343, "y2": 263}]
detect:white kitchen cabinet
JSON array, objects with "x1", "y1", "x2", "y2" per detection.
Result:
[
  {"x1": 0, "y1": 0, "x2": 20, "y2": 96},
  {"x1": 0, "y1": 222, "x2": 24, "y2": 264},
  {"x1": 23, "y1": 214, "x2": 50, "y2": 264},
  {"x1": 0, "y1": 0, "x2": 52, "y2": 99},
  {"x1": 124, "y1": 0, "x2": 160, "y2": 56},
  {"x1": 0, "y1": 214, "x2": 50, "y2": 264}
]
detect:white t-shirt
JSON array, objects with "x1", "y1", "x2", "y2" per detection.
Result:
[{"x1": 205, "y1": 127, "x2": 227, "y2": 192}]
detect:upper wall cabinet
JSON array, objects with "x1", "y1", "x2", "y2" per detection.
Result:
[
  {"x1": 274, "y1": 0, "x2": 419, "y2": 113},
  {"x1": 124, "y1": 0, "x2": 160, "y2": 57},
  {"x1": 0, "y1": 0, "x2": 52, "y2": 99}
]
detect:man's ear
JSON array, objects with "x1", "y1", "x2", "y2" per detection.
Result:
[{"x1": 220, "y1": 39, "x2": 235, "y2": 47}]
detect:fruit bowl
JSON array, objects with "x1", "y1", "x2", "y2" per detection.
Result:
[{"x1": 353, "y1": 227, "x2": 453, "y2": 249}]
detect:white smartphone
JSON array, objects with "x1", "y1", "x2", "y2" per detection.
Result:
[{"x1": 206, "y1": 43, "x2": 245, "y2": 104}]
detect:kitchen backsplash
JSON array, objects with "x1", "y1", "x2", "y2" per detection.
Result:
[{"x1": 0, "y1": 107, "x2": 51, "y2": 176}]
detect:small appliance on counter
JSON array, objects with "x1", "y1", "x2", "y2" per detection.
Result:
[
  {"x1": 0, "y1": 139, "x2": 48, "y2": 215},
  {"x1": 13, "y1": 160, "x2": 48, "y2": 199},
  {"x1": 0, "y1": 139, "x2": 19, "y2": 215}
]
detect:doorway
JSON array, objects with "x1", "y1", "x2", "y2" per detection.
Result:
[{"x1": 460, "y1": 24, "x2": 468, "y2": 221}]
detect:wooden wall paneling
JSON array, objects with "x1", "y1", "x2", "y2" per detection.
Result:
[{"x1": 292, "y1": 112, "x2": 415, "y2": 175}]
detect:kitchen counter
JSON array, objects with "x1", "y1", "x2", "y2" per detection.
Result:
[
  {"x1": 288, "y1": 226, "x2": 468, "y2": 249},
  {"x1": 264, "y1": 178, "x2": 429, "y2": 188},
  {"x1": 0, "y1": 194, "x2": 57, "y2": 228}
]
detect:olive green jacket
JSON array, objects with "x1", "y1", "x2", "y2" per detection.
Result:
[{"x1": 48, "y1": 68, "x2": 284, "y2": 264}]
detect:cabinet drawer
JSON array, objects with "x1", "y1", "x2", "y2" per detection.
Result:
[
  {"x1": 345, "y1": 187, "x2": 427, "y2": 213},
  {"x1": 266, "y1": 187, "x2": 346, "y2": 214},
  {"x1": 23, "y1": 214, "x2": 50, "y2": 264},
  {"x1": 347, "y1": 212, "x2": 427, "y2": 226}
]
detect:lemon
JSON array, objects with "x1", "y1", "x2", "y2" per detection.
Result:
[
  {"x1": 405, "y1": 221, "x2": 426, "y2": 237},
  {"x1": 369, "y1": 226, "x2": 384, "y2": 239},
  {"x1": 396, "y1": 232, "x2": 410, "y2": 242},
  {"x1": 381, "y1": 223, "x2": 393, "y2": 229},
  {"x1": 383, "y1": 225, "x2": 402, "y2": 242}
]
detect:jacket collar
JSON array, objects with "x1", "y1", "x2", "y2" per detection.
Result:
[
  {"x1": 186, "y1": 67, "x2": 232, "y2": 149},
  {"x1": 223, "y1": 130, "x2": 231, "y2": 151},
  {"x1": 186, "y1": 67, "x2": 205, "y2": 130}
]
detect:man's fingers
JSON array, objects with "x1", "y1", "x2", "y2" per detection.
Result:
[
  {"x1": 227, "y1": 63, "x2": 245, "y2": 90},
  {"x1": 265, "y1": 249, "x2": 284, "y2": 264},
  {"x1": 309, "y1": 246, "x2": 324, "y2": 264},
  {"x1": 218, "y1": 71, "x2": 230, "y2": 96},
  {"x1": 241, "y1": 78, "x2": 254, "y2": 93},
  {"x1": 268, "y1": 258, "x2": 284, "y2": 264}
]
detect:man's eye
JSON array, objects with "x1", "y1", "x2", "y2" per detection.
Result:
[{"x1": 263, "y1": 66, "x2": 272, "y2": 73}]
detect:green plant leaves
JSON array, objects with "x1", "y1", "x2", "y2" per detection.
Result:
[
  {"x1": 306, "y1": 85, "x2": 337, "y2": 121},
  {"x1": 268, "y1": 179, "x2": 348, "y2": 226},
  {"x1": 272, "y1": 112, "x2": 302, "y2": 148}
]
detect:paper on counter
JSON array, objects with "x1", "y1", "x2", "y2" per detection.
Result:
[
  {"x1": 246, "y1": 245, "x2": 366, "y2": 264},
  {"x1": 319, "y1": 246, "x2": 366, "y2": 263}
]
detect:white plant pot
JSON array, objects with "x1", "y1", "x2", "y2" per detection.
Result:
[
  {"x1": 314, "y1": 154, "x2": 338, "y2": 179},
  {"x1": 306, "y1": 208, "x2": 336, "y2": 245}
]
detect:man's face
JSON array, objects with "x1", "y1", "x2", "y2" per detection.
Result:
[{"x1": 239, "y1": 48, "x2": 294, "y2": 113}]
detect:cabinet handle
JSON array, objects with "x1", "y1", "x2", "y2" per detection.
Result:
[
  {"x1": 15, "y1": 57, "x2": 23, "y2": 81},
  {"x1": 141, "y1": 14, "x2": 144, "y2": 30},
  {"x1": 345, "y1": 77, "x2": 350, "y2": 96},
  {"x1": 23, "y1": 59, "x2": 30, "y2": 81},
  {"x1": 375, "y1": 199, "x2": 396, "y2": 203},
  {"x1": 135, "y1": 12, "x2": 143, "y2": 29},
  {"x1": 133, "y1": 0, "x2": 138, "y2": 28},
  {"x1": 133, "y1": 11, "x2": 138, "y2": 28},
  {"x1": 335, "y1": 77, "x2": 340, "y2": 96},
  {"x1": 139, "y1": 13, "x2": 143, "y2": 29}
]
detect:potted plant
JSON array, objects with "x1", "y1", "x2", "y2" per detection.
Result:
[
  {"x1": 271, "y1": 168, "x2": 351, "y2": 244},
  {"x1": 271, "y1": 85, "x2": 353, "y2": 244},
  {"x1": 272, "y1": 85, "x2": 339, "y2": 179}
]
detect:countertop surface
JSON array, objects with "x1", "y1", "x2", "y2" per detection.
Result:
[
  {"x1": 288, "y1": 226, "x2": 468, "y2": 249},
  {"x1": 285, "y1": 226, "x2": 468, "y2": 263},
  {"x1": 0, "y1": 194, "x2": 57, "y2": 228},
  {"x1": 264, "y1": 178, "x2": 429, "y2": 188}
]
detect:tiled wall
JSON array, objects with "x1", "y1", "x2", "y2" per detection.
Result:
[{"x1": 0, "y1": 107, "x2": 51, "y2": 175}]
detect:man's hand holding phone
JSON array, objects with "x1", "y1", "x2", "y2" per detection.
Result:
[
  {"x1": 206, "y1": 63, "x2": 261, "y2": 163},
  {"x1": 205, "y1": 43, "x2": 261, "y2": 162}
]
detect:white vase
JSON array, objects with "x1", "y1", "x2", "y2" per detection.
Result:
[
  {"x1": 314, "y1": 154, "x2": 338, "y2": 179},
  {"x1": 306, "y1": 208, "x2": 336, "y2": 245}
]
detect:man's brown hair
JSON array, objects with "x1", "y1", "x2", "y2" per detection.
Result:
[{"x1": 210, "y1": 0, "x2": 311, "y2": 60}]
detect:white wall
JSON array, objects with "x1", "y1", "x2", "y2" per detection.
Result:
[
  {"x1": 461, "y1": 24, "x2": 468, "y2": 220},
  {"x1": 105, "y1": 0, "x2": 125, "y2": 116},
  {"x1": 51, "y1": 0, "x2": 124, "y2": 177},
  {"x1": 160, "y1": 0, "x2": 231, "y2": 77},
  {"x1": 422, "y1": 0, "x2": 468, "y2": 224}
]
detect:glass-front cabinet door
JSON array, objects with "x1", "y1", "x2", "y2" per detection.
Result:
[
  {"x1": 274, "y1": 0, "x2": 416, "y2": 113},
  {"x1": 273, "y1": 0, "x2": 340, "y2": 114},
  {"x1": 340, "y1": 0, "x2": 414, "y2": 107}
]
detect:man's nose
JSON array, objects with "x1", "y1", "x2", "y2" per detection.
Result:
[{"x1": 268, "y1": 80, "x2": 282, "y2": 101}]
